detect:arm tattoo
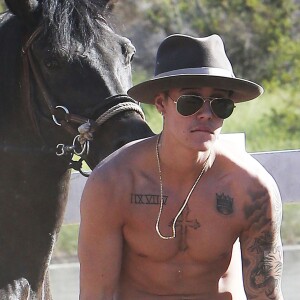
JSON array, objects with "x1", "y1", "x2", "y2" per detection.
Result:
[
  {"x1": 242, "y1": 188, "x2": 283, "y2": 299},
  {"x1": 216, "y1": 193, "x2": 234, "y2": 215},
  {"x1": 250, "y1": 241, "x2": 282, "y2": 299}
]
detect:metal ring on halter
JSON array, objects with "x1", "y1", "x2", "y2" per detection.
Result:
[
  {"x1": 52, "y1": 106, "x2": 70, "y2": 126},
  {"x1": 56, "y1": 144, "x2": 75, "y2": 156},
  {"x1": 56, "y1": 144, "x2": 65, "y2": 156},
  {"x1": 72, "y1": 135, "x2": 90, "y2": 156}
]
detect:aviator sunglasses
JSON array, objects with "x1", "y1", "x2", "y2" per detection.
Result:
[{"x1": 169, "y1": 94, "x2": 236, "y2": 119}]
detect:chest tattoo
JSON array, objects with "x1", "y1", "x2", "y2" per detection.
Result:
[
  {"x1": 170, "y1": 206, "x2": 200, "y2": 251},
  {"x1": 131, "y1": 193, "x2": 168, "y2": 205},
  {"x1": 216, "y1": 193, "x2": 234, "y2": 215}
]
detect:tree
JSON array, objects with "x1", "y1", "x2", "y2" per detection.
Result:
[
  {"x1": 0, "y1": 0, "x2": 6, "y2": 12},
  {"x1": 146, "y1": 0, "x2": 300, "y2": 87}
]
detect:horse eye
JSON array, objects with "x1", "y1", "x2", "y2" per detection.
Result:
[
  {"x1": 121, "y1": 43, "x2": 135, "y2": 65},
  {"x1": 121, "y1": 44, "x2": 128, "y2": 57},
  {"x1": 44, "y1": 58, "x2": 60, "y2": 69}
]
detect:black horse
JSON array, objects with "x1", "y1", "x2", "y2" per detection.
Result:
[{"x1": 0, "y1": 0, "x2": 153, "y2": 298}]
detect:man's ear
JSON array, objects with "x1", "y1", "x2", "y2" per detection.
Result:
[{"x1": 154, "y1": 92, "x2": 167, "y2": 115}]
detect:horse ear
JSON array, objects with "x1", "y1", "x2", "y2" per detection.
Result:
[{"x1": 5, "y1": 0, "x2": 40, "y2": 27}]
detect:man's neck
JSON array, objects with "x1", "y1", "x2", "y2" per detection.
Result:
[{"x1": 156, "y1": 133, "x2": 214, "y2": 180}]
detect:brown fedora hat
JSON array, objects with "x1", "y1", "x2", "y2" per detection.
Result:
[{"x1": 128, "y1": 34, "x2": 263, "y2": 104}]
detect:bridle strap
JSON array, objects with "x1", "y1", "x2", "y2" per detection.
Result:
[{"x1": 24, "y1": 31, "x2": 89, "y2": 136}]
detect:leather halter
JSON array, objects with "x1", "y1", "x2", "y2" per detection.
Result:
[
  {"x1": 21, "y1": 26, "x2": 145, "y2": 174},
  {"x1": 22, "y1": 27, "x2": 91, "y2": 137}
]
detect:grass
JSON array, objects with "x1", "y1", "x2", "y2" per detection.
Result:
[
  {"x1": 222, "y1": 89, "x2": 287, "y2": 134},
  {"x1": 281, "y1": 203, "x2": 300, "y2": 245},
  {"x1": 222, "y1": 88, "x2": 300, "y2": 152},
  {"x1": 52, "y1": 224, "x2": 79, "y2": 262}
]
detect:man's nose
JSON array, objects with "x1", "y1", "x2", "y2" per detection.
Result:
[{"x1": 196, "y1": 101, "x2": 213, "y2": 119}]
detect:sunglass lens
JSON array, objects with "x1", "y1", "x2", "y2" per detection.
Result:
[
  {"x1": 176, "y1": 95, "x2": 204, "y2": 116},
  {"x1": 211, "y1": 98, "x2": 235, "y2": 119}
]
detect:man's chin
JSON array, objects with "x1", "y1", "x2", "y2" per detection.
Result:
[{"x1": 192, "y1": 140, "x2": 216, "y2": 152}]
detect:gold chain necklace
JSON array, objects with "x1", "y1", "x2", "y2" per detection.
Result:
[{"x1": 155, "y1": 134, "x2": 211, "y2": 240}]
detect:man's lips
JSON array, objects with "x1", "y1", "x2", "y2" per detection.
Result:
[{"x1": 191, "y1": 127, "x2": 213, "y2": 134}]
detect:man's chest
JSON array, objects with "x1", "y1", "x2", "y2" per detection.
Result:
[{"x1": 123, "y1": 188, "x2": 243, "y2": 263}]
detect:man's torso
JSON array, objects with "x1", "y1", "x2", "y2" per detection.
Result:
[{"x1": 111, "y1": 138, "x2": 257, "y2": 299}]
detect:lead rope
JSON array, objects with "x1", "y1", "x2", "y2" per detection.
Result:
[
  {"x1": 155, "y1": 133, "x2": 211, "y2": 240},
  {"x1": 71, "y1": 102, "x2": 145, "y2": 155},
  {"x1": 56, "y1": 102, "x2": 145, "y2": 175},
  {"x1": 95, "y1": 102, "x2": 145, "y2": 126}
]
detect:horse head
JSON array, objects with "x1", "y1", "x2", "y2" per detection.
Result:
[
  {"x1": 0, "y1": 0, "x2": 153, "y2": 297},
  {"x1": 4, "y1": 0, "x2": 153, "y2": 170}
]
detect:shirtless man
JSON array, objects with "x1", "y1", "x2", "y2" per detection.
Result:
[{"x1": 78, "y1": 34, "x2": 284, "y2": 299}]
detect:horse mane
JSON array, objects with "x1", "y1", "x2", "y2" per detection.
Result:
[{"x1": 41, "y1": 0, "x2": 114, "y2": 55}]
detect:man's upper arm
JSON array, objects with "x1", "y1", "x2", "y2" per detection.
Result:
[
  {"x1": 78, "y1": 169, "x2": 124, "y2": 299},
  {"x1": 240, "y1": 179, "x2": 284, "y2": 300}
]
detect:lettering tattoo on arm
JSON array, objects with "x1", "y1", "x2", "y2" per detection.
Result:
[{"x1": 242, "y1": 189, "x2": 283, "y2": 299}]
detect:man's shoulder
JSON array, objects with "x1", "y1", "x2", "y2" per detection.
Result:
[
  {"x1": 215, "y1": 141, "x2": 281, "y2": 223},
  {"x1": 88, "y1": 136, "x2": 155, "y2": 184},
  {"x1": 215, "y1": 140, "x2": 277, "y2": 190},
  {"x1": 81, "y1": 136, "x2": 158, "y2": 211},
  {"x1": 99, "y1": 136, "x2": 153, "y2": 165}
]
